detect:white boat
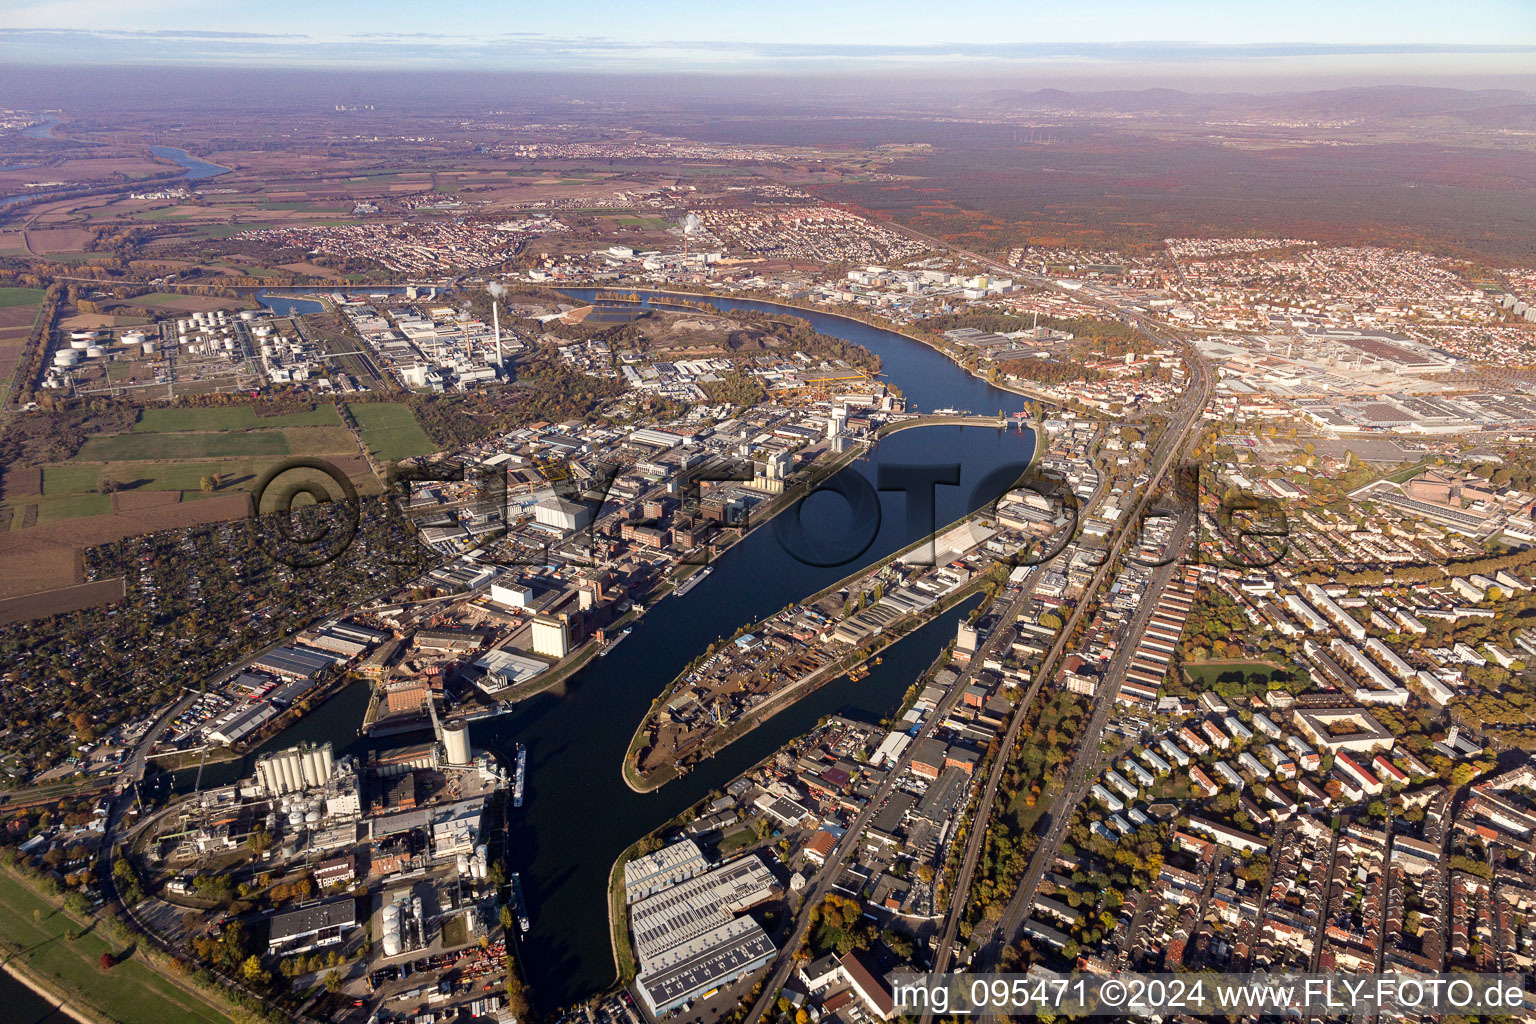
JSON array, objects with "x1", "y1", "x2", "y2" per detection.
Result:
[{"x1": 513, "y1": 744, "x2": 526, "y2": 808}]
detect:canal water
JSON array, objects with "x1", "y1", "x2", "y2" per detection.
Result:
[{"x1": 176, "y1": 293, "x2": 1038, "y2": 1008}]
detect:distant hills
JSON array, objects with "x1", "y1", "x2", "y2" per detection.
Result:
[{"x1": 977, "y1": 84, "x2": 1536, "y2": 119}]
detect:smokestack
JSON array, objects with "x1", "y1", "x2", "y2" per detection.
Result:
[{"x1": 493, "y1": 300, "x2": 502, "y2": 367}]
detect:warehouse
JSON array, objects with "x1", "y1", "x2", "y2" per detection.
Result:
[
  {"x1": 629, "y1": 855, "x2": 778, "y2": 968},
  {"x1": 635, "y1": 916, "x2": 776, "y2": 1016},
  {"x1": 251, "y1": 645, "x2": 342, "y2": 681},
  {"x1": 267, "y1": 898, "x2": 357, "y2": 954},
  {"x1": 625, "y1": 839, "x2": 712, "y2": 904}
]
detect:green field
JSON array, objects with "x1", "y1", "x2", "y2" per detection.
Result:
[
  {"x1": 0, "y1": 287, "x2": 44, "y2": 308},
  {"x1": 42, "y1": 464, "x2": 102, "y2": 495},
  {"x1": 34, "y1": 493, "x2": 112, "y2": 521},
  {"x1": 134, "y1": 406, "x2": 341, "y2": 432},
  {"x1": 1182, "y1": 659, "x2": 1297, "y2": 689},
  {"x1": 348, "y1": 402, "x2": 436, "y2": 461},
  {"x1": 610, "y1": 215, "x2": 671, "y2": 229},
  {"x1": 75, "y1": 431, "x2": 292, "y2": 461},
  {"x1": 0, "y1": 871, "x2": 230, "y2": 1024},
  {"x1": 122, "y1": 292, "x2": 213, "y2": 307}
]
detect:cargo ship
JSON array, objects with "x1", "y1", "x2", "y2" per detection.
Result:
[
  {"x1": 598, "y1": 626, "x2": 634, "y2": 657},
  {"x1": 672, "y1": 565, "x2": 712, "y2": 598},
  {"x1": 512, "y1": 744, "x2": 526, "y2": 808},
  {"x1": 509, "y1": 872, "x2": 531, "y2": 933}
]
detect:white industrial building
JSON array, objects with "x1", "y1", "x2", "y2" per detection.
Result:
[{"x1": 530, "y1": 614, "x2": 570, "y2": 659}]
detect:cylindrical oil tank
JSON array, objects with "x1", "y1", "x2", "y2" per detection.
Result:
[
  {"x1": 70, "y1": 337, "x2": 90, "y2": 349},
  {"x1": 85, "y1": 345, "x2": 105, "y2": 358},
  {"x1": 142, "y1": 341, "x2": 157, "y2": 356},
  {"x1": 54, "y1": 349, "x2": 80, "y2": 366}
]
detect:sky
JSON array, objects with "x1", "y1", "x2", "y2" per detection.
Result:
[{"x1": 1, "y1": 0, "x2": 1533, "y2": 79}]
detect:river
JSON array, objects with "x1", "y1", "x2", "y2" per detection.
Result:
[
  {"x1": 146, "y1": 146, "x2": 228, "y2": 181},
  {"x1": 0, "y1": 140, "x2": 229, "y2": 210},
  {"x1": 0, "y1": 968, "x2": 73, "y2": 1024},
  {"x1": 173, "y1": 291, "x2": 1038, "y2": 1009}
]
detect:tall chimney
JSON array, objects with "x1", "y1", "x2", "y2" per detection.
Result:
[{"x1": 493, "y1": 300, "x2": 503, "y2": 367}]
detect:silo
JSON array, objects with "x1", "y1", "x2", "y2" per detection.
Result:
[
  {"x1": 457, "y1": 854, "x2": 470, "y2": 875},
  {"x1": 280, "y1": 751, "x2": 300, "y2": 793},
  {"x1": 318, "y1": 742, "x2": 333, "y2": 780},
  {"x1": 443, "y1": 722, "x2": 471, "y2": 767},
  {"x1": 303, "y1": 747, "x2": 322, "y2": 787}
]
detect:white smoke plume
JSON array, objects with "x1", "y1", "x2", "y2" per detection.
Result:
[
  {"x1": 683, "y1": 212, "x2": 703, "y2": 235},
  {"x1": 487, "y1": 281, "x2": 506, "y2": 297}
]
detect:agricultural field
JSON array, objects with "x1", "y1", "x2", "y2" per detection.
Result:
[
  {"x1": 133, "y1": 405, "x2": 342, "y2": 431},
  {"x1": 348, "y1": 401, "x2": 436, "y2": 461},
  {"x1": 0, "y1": 288, "x2": 44, "y2": 406},
  {"x1": 6, "y1": 405, "x2": 372, "y2": 533}
]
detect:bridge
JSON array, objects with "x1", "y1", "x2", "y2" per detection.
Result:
[{"x1": 874, "y1": 412, "x2": 1029, "y2": 437}]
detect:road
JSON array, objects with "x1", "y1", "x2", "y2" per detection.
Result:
[
  {"x1": 974, "y1": 514, "x2": 1191, "y2": 974},
  {"x1": 739, "y1": 581, "x2": 1037, "y2": 1024},
  {"x1": 917, "y1": 349, "x2": 1212, "y2": 1009}
]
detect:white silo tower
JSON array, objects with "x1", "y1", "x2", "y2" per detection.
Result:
[{"x1": 443, "y1": 722, "x2": 471, "y2": 767}]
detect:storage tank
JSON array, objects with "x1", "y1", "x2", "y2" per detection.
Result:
[
  {"x1": 85, "y1": 345, "x2": 105, "y2": 358},
  {"x1": 457, "y1": 854, "x2": 470, "y2": 875},
  {"x1": 239, "y1": 309, "x2": 261, "y2": 321},
  {"x1": 53, "y1": 349, "x2": 81, "y2": 366},
  {"x1": 223, "y1": 338, "x2": 235, "y2": 351},
  {"x1": 142, "y1": 340, "x2": 157, "y2": 356},
  {"x1": 305, "y1": 808, "x2": 322, "y2": 824},
  {"x1": 70, "y1": 330, "x2": 100, "y2": 341},
  {"x1": 381, "y1": 931, "x2": 401, "y2": 957},
  {"x1": 69, "y1": 337, "x2": 91, "y2": 349},
  {"x1": 443, "y1": 722, "x2": 471, "y2": 767}
]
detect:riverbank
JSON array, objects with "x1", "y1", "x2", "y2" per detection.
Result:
[
  {"x1": 1, "y1": 959, "x2": 99, "y2": 1024},
  {"x1": 487, "y1": 434, "x2": 875, "y2": 712},
  {"x1": 0, "y1": 867, "x2": 230, "y2": 1024},
  {"x1": 622, "y1": 509, "x2": 1010, "y2": 794},
  {"x1": 565, "y1": 284, "x2": 1073, "y2": 413}
]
